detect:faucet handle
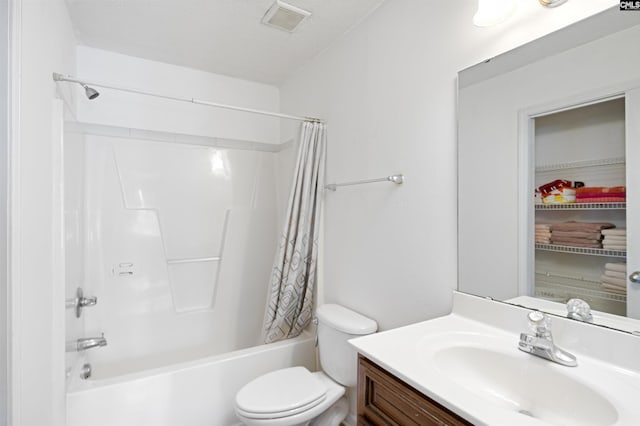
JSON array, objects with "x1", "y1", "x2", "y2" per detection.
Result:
[
  {"x1": 527, "y1": 311, "x2": 551, "y2": 338},
  {"x1": 566, "y1": 298, "x2": 593, "y2": 322},
  {"x1": 79, "y1": 295, "x2": 97, "y2": 308},
  {"x1": 66, "y1": 287, "x2": 98, "y2": 318}
]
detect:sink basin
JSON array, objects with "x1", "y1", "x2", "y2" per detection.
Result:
[{"x1": 431, "y1": 343, "x2": 618, "y2": 426}]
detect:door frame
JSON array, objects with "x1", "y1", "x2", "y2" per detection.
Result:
[{"x1": 5, "y1": 0, "x2": 21, "y2": 424}]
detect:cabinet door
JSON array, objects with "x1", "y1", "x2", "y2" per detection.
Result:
[
  {"x1": 357, "y1": 355, "x2": 472, "y2": 426},
  {"x1": 626, "y1": 88, "x2": 640, "y2": 319}
]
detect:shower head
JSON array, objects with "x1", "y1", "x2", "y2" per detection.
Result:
[
  {"x1": 52, "y1": 73, "x2": 100, "y2": 100},
  {"x1": 82, "y1": 84, "x2": 100, "y2": 100}
]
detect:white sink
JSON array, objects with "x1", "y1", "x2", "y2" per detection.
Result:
[
  {"x1": 432, "y1": 343, "x2": 617, "y2": 426},
  {"x1": 350, "y1": 292, "x2": 640, "y2": 426}
]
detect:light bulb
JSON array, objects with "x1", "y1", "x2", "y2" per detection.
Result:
[{"x1": 473, "y1": 0, "x2": 518, "y2": 27}]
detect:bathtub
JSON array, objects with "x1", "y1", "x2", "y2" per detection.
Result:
[{"x1": 66, "y1": 333, "x2": 316, "y2": 426}]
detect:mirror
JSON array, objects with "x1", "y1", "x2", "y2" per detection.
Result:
[{"x1": 457, "y1": 6, "x2": 640, "y2": 334}]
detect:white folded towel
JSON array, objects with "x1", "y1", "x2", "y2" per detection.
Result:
[
  {"x1": 601, "y1": 283, "x2": 626, "y2": 294},
  {"x1": 605, "y1": 262, "x2": 627, "y2": 273},
  {"x1": 604, "y1": 270, "x2": 627, "y2": 280},
  {"x1": 603, "y1": 236, "x2": 627, "y2": 242},
  {"x1": 601, "y1": 228, "x2": 626, "y2": 236},
  {"x1": 603, "y1": 244, "x2": 626, "y2": 250},
  {"x1": 601, "y1": 274, "x2": 626, "y2": 287}
]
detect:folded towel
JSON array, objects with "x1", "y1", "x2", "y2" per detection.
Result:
[
  {"x1": 601, "y1": 274, "x2": 627, "y2": 287},
  {"x1": 576, "y1": 193, "x2": 626, "y2": 198},
  {"x1": 601, "y1": 281, "x2": 626, "y2": 291},
  {"x1": 602, "y1": 228, "x2": 626, "y2": 236},
  {"x1": 605, "y1": 262, "x2": 627, "y2": 273},
  {"x1": 605, "y1": 270, "x2": 627, "y2": 280},
  {"x1": 551, "y1": 237, "x2": 602, "y2": 244},
  {"x1": 575, "y1": 186, "x2": 626, "y2": 195},
  {"x1": 550, "y1": 221, "x2": 615, "y2": 232},
  {"x1": 603, "y1": 237, "x2": 626, "y2": 244},
  {"x1": 601, "y1": 283, "x2": 626, "y2": 294},
  {"x1": 576, "y1": 197, "x2": 626, "y2": 203},
  {"x1": 602, "y1": 244, "x2": 626, "y2": 250},
  {"x1": 604, "y1": 242, "x2": 627, "y2": 247},
  {"x1": 535, "y1": 223, "x2": 552, "y2": 230},
  {"x1": 551, "y1": 230, "x2": 602, "y2": 239}
]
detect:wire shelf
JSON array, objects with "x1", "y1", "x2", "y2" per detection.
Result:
[
  {"x1": 535, "y1": 157, "x2": 625, "y2": 172},
  {"x1": 535, "y1": 272, "x2": 626, "y2": 304},
  {"x1": 534, "y1": 202, "x2": 626, "y2": 210},
  {"x1": 535, "y1": 243, "x2": 626, "y2": 258}
]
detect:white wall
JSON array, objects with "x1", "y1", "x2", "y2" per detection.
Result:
[
  {"x1": 14, "y1": 0, "x2": 77, "y2": 425},
  {"x1": 0, "y1": 0, "x2": 8, "y2": 424},
  {"x1": 76, "y1": 46, "x2": 281, "y2": 144},
  {"x1": 279, "y1": 0, "x2": 618, "y2": 330}
]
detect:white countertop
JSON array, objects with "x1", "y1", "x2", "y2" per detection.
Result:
[{"x1": 349, "y1": 292, "x2": 640, "y2": 426}]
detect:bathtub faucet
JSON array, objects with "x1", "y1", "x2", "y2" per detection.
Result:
[{"x1": 71, "y1": 334, "x2": 108, "y2": 352}]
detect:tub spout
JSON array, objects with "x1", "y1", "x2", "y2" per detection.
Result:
[{"x1": 72, "y1": 334, "x2": 107, "y2": 352}]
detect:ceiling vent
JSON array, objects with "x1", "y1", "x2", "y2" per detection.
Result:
[{"x1": 261, "y1": 0, "x2": 311, "y2": 33}]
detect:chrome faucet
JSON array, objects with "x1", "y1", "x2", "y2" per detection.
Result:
[
  {"x1": 518, "y1": 311, "x2": 577, "y2": 367},
  {"x1": 566, "y1": 298, "x2": 593, "y2": 322},
  {"x1": 71, "y1": 334, "x2": 108, "y2": 352}
]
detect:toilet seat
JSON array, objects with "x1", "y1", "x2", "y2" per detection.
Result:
[{"x1": 236, "y1": 367, "x2": 327, "y2": 419}]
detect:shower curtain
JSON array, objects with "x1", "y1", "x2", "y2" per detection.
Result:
[{"x1": 263, "y1": 121, "x2": 326, "y2": 343}]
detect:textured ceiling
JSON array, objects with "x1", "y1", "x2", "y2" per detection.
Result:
[{"x1": 65, "y1": 0, "x2": 386, "y2": 85}]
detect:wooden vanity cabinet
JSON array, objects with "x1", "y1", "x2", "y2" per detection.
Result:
[{"x1": 357, "y1": 355, "x2": 472, "y2": 426}]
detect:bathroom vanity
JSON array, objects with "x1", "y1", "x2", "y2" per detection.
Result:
[
  {"x1": 350, "y1": 292, "x2": 640, "y2": 426},
  {"x1": 357, "y1": 355, "x2": 470, "y2": 425}
]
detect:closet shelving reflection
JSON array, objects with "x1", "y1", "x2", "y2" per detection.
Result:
[
  {"x1": 533, "y1": 99, "x2": 627, "y2": 316},
  {"x1": 534, "y1": 272, "x2": 626, "y2": 314},
  {"x1": 535, "y1": 243, "x2": 626, "y2": 258},
  {"x1": 535, "y1": 202, "x2": 626, "y2": 210},
  {"x1": 535, "y1": 156, "x2": 625, "y2": 172}
]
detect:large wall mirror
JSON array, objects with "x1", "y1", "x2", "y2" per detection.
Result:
[{"x1": 458, "y1": 7, "x2": 640, "y2": 334}]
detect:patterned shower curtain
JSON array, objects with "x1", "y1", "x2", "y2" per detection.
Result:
[{"x1": 263, "y1": 121, "x2": 326, "y2": 343}]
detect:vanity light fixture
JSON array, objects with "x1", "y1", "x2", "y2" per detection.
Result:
[
  {"x1": 539, "y1": 0, "x2": 569, "y2": 7},
  {"x1": 473, "y1": 0, "x2": 518, "y2": 27},
  {"x1": 474, "y1": 0, "x2": 569, "y2": 27}
]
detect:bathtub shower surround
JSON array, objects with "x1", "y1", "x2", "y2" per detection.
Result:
[
  {"x1": 264, "y1": 121, "x2": 326, "y2": 343},
  {"x1": 66, "y1": 123, "x2": 293, "y2": 375}
]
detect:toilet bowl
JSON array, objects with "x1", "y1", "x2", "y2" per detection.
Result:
[
  {"x1": 235, "y1": 368, "x2": 347, "y2": 426},
  {"x1": 235, "y1": 304, "x2": 377, "y2": 426}
]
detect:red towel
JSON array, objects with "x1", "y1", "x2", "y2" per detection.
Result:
[{"x1": 575, "y1": 186, "x2": 626, "y2": 195}]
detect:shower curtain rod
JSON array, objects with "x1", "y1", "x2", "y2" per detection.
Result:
[{"x1": 52, "y1": 72, "x2": 324, "y2": 123}]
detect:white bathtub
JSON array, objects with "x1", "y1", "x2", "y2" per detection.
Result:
[{"x1": 66, "y1": 333, "x2": 316, "y2": 426}]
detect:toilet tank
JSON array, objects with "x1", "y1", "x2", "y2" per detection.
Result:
[{"x1": 316, "y1": 304, "x2": 377, "y2": 387}]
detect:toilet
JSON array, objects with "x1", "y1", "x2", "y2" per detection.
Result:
[{"x1": 234, "y1": 304, "x2": 377, "y2": 426}]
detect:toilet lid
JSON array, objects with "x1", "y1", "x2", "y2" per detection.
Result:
[{"x1": 236, "y1": 367, "x2": 327, "y2": 418}]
